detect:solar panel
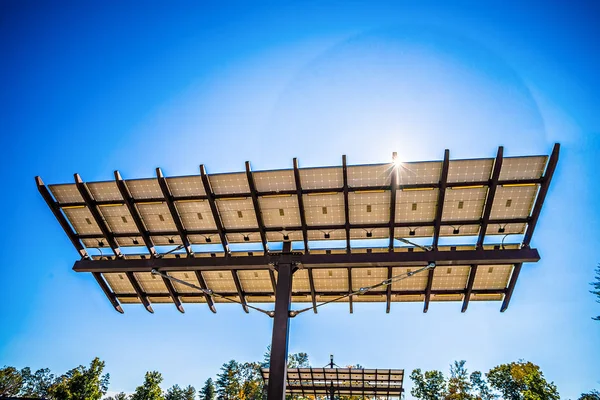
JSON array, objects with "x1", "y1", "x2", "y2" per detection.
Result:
[
  {"x1": 37, "y1": 144, "x2": 558, "y2": 315},
  {"x1": 261, "y1": 367, "x2": 404, "y2": 399}
]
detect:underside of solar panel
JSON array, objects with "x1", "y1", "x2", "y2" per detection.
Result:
[{"x1": 37, "y1": 144, "x2": 558, "y2": 312}]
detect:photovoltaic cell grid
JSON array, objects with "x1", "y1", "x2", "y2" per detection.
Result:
[
  {"x1": 261, "y1": 367, "x2": 404, "y2": 398},
  {"x1": 38, "y1": 146, "x2": 558, "y2": 311},
  {"x1": 48, "y1": 154, "x2": 548, "y2": 248}
]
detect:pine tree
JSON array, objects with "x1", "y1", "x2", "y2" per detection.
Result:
[
  {"x1": 216, "y1": 361, "x2": 241, "y2": 400},
  {"x1": 199, "y1": 378, "x2": 216, "y2": 400},
  {"x1": 446, "y1": 361, "x2": 473, "y2": 400},
  {"x1": 591, "y1": 264, "x2": 600, "y2": 320},
  {"x1": 130, "y1": 371, "x2": 164, "y2": 400}
]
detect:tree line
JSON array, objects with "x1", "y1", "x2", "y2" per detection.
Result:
[{"x1": 1, "y1": 351, "x2": 598, "y2": 400}]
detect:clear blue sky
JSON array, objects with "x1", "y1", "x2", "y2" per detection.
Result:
[{"x1": 1, "y1": 0, "x2": 599, "y2": 398}]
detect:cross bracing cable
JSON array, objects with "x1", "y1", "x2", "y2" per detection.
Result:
[
  {"x1": 291, "y1": 262, "x2": 436, "y2": 316},
  {"x1": 151, "y1": 269, "x2": 275, "y2": 316}
]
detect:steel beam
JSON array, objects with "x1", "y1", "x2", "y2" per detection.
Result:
[
  {"x1": 423, "y1": 269, "x2": 434, "y2": 313},
  {"x1": 245, "y1": 162, "x2": 269, "y2": 252},
  {"x1": 347, "y1": 267, "x2": 353, "y2": 313},
  {"x1": 386, "y1": 266, "x2": 392, "y2": 313},
  {"x1": 477, "y1": 147, "x2": 503, "y2": 248},
  {"x1": 75, "y1": 173, "x2": 122, "y2": 258},
  {"x1": 501, "y1": 263, "x2": 522, "y2": 312},
  {"x1": 156, "y1": 168, "x2": 193, "y2": 256},
  {"x1": 522, "y1": 143, "x2": 560, "y2": 247},
  {"x1": 432, "y1": 150, "x2": 450, "y2": 249},
  {"x1": 76, "y1": 216, "x2": 531, "y2": 240},
  {"x1": 57, "y1": 176, "x2": 544, "y2": 209},
  {"x1": 114, "y1": 171, "x2": 157, "y2": 256},
  {"x1": 389, "y1": 153, "x2": 398, "y2": 251},
  {"x1": 35, "y1": 176, "x2": 88, "y2": 259},
  {"x1": 461, "y1": 265, "x2": 478, "y2": 313},
  {"x1": 293, "y1": 158, "x2": 310, "y2": 253},
  {"x1": 194, "y1": 271, "x2": 216, "y2": 313},
  {"x1": 200, "y1": 165, "x2": 230, "y2": 253},
  {"x1": 73, "y1": 248, "x2": 540, "y2": 273},
  {"x1": 125, "y1": 271, "x2": 153, "y2": 313},
  {"x1": 307, "y1": 268, "x2": 318, "y2": 313},
  {"x1": 267, "y1": 242, "x2": 294, "y2": 400},
  {"x1": 231, "y1": 270, "x2": 249, "y2": 313},
  {"x1": 342, "y1": 155, "x2": 351, "y2": 253},
  {"x1": 92, "y1": 272, "x2": 123, "y2": 313},
  {"x1": 161, "y1": 272, "x2": 185, "y2": 313}
]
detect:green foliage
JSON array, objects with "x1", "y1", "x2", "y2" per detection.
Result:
[
  {"x1": 591, "y1": 264, "x2": 600, "y2": 321},
  {"x1": 410, "y1": 368, "x2": 447, "y2": 400},
  {"x1": 47, "y1": 357, "x2": 109, "y2": 400},
  {"x1": 130, "y1": 371, "x2": 164, "y2": 400},
  {"x1": 0, "y1": 366, "x2": 23, "y2": 396},
  {"x1": 446, "y1": 360, "x2": 472, "y2": 400},
  {"x1": 287, "y1": 353, "x2": 309, "y2": 369},
  {"x1": 469, "y1": 371, "x2": 495, "y2": 400},
  {"x1": 216, "y1": 360, "x2": 242, "y2": 400},
  {"x1": 165, "y1": 384, "x2": 196, "y2": 400},
  {"x1": 105, "y1": 392, "x2": 129, "y2": 400},
  {"x1": 21, "y1": 367, "x2": 55, "y2": 398},
  {"x1": 487, "y1": 361, "x2": 559, "y2": 400},
  {"x1": 579, "y1": 390, "x2": 600, "y2": 400},
  {"x1": 199, "y1": 378, "x2": 216, "y2": 400}
]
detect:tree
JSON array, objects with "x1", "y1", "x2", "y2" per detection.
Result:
[
  {"x1": 591, "y1": 264, "x2": 600, "y2": 321},
  {"x1": 165, "y1": 384, "x2": 196, "y2": 400},
  {"x1": 130, "y1": 371, "x2": 164, "y2": 400},
  {"x1": 469, "y1": 371, "x2": 495, "y2": 400},
  {"x1": 579, "y1": 390, "x2": 600, "y2": 400},
  {"x1": 487, "y1": 361, "x2": 559, "y2": 400},
  {"x1": 287, "y1": 353, "x2": 310, "y2": 368},
  {"x1": 239, "y1": 362, "x2": 264, "y2": 400},
  {"x1": 21, "y1": 367, "x2": 55, "y2": 398},
  {"x1": 105, "y1": 393, "x2": 129, "y2": 400},
  {"x1": 410, "y1": 369, "x2": 447, "y2": 400},
  {"x1": 216, "y1": 360, "x2": 241, "y2": 400},
  {"x1": 199, "y1": 378, "x2": 216, "y2": 400},
  {"x1": 0, "y1": 366, "x2": 23, "y2": 396},
  {"x1": 47, "y1": 357, "x2": 109, "y2": 400},
  {"x1": 446, "y1": 361, "x2": 472, "y2": 400}
]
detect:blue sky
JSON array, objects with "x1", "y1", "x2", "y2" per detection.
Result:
[{"x1": 1, "y1": 0, "x2": 599, "y2": 398}]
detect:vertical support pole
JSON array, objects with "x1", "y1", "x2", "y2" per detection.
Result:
[
  {"x1": 329, "y1": 381, "x2": 335, "y2": 400},
  {"x1": 267, "y1": 242, "x2": 293, "y2": 400}
]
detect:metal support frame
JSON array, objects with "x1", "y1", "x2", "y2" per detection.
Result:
[
  {"x1": 114, "y1": 171, "x2": 157, "y2": 257},
  {"x1": 347, "y1": 267, "x2": 353, "y2": 314},
  {"x1": 432, "y1": 150, "x2": 450, "y2": 249},
  {"x1": 477, "y1": 147, "x2": 504, "y2": 248},
  {"x1": 342, "y1": 155, "x2": 351, "y2": 253},
  {"x1": 156, "y1": 168, "x2": 193, "y2": 256},
  {"x1": 125, "y1": 271, "x2": 153, "y2": 313},
  {"x1": 501, "y1": 263, "x2": 522, "y2": 312},
  {"x1": 231, "y1": 270, "x2": 249, "y2": 313},
  {"x1": 423, "y1": 269, "x2": 435, "y2": 313},
  {"x1": 246, "y1": 162, "x2": 269, "y2": 253},
  {"x1": 267, "y1": 242, "x2": 294, "y2": 400},
  {"x1": 307, "y1": 268, "x2": 318, "y2": 313},
  {"x1": 293, "y1": 158, "x2": 310, "y2": 253},
  {"x1": 75, "y1": 173, "x2": 122, "y2": 258},
  {"x1": 386, "y1": 266, "x2": 393, "y2": 313},
  {"x1": 461, "y1": 265, "x2": 478, "y2": 313},
  {"x1": 195, "y1": 270, "x2": 217, "y2": 313},
  {"x1": 389, "y1": 153, "x2": 398, "y2": 251},
  {"x1": 35, "y1": 176, "x2": 88, "y2": 259},
  {"x1": 92, "y1": 272, "x2": 123, "y2": 313},
  {"x1": 200, "y1": 165, "x2": 230, "y2": 253},
  {"x1": 522, "y1": 143, "x2": 560, "y2": 247}
]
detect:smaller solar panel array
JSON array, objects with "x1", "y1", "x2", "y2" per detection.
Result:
[{"x1": 261, "y1": 367, "x2": 404, "y2": 399}]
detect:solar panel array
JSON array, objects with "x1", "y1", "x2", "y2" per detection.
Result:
[
  {"x1": 38, "y1": 149, "x2": 555, "y2": 310},
  {"x1": 261, "y1": 367, "x2": 404, "y2": 398}
]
